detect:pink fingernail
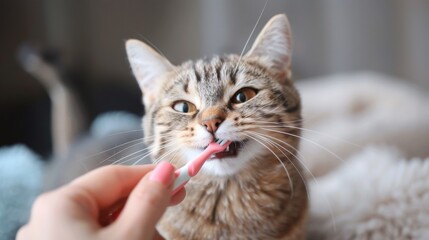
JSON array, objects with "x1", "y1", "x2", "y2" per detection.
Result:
[{"x1": 149, "y1": 161, "x2": 174, "y2": 186}]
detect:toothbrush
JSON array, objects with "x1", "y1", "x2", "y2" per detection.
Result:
[
  {"x1": 98, "y1": 139, "x2": 230, "y2": 225},
  {"x1": 172, "y1": 139, "x2": 231, "y2": 195}
]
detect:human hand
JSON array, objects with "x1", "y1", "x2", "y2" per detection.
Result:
[{"x1": 17, "y1": 162, "x2": 185, "y2": 240}]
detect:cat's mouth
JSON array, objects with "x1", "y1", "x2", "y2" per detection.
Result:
[{"x1": 209, "y1": 141, "x2": 247, "y2": 160}]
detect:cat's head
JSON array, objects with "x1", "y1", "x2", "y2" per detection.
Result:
[{"x1": 126, "y1": 14, "x2": 301, "y2": 176}]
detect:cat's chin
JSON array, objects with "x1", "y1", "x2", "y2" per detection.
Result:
[{"x1": 182, "y1": 140, "x2": 264, "y2": 176}]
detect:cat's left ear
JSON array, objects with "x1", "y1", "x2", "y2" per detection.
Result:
[
  {"x1": 245, "y1": 14, "x2": 292, "y2": 82},
  {"x1": 126, "y1": 39, "x2": 174, "y2": 107}
]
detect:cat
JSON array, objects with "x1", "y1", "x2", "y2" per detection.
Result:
[{"x1": 126, "y1": 14, "x2": 307, "y2": 239}]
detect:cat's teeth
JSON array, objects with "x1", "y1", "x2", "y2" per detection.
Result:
[{"x1": 226, "y1": 146, "x2": 230, "y2": 152}]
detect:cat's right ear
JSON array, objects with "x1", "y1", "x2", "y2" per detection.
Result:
[
  {"x1": 245, "y1": 14, "x2": 293, "y2": 83},
  {"x1": 126, "y1": 39, "x2": 174, "y2": 107}
]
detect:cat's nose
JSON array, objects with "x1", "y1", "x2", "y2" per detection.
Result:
[
  {"x1": 200, "y1": 107, "x2": 226, "y2": 134},
  {"x1": 202, "y1": 118, "x2": 224, "y2": 133}
]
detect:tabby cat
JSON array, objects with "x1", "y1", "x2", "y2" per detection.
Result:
[{"x1": 126, "y1": 14, "x2": 307, "y2": 239}]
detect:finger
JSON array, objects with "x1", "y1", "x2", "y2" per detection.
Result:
[
  {"x1": 169, "y1": 188, "x2": 186, "y2": 206},
  {"x1": 111, "y1": 161, "x2": 174, "y2": 239},
  {"x1": 65, "y1": 165, "x2": 155, "y2": 218},
  {"x1": 99, "y1": 187, "x2": 185, "y2": 226},
  {"x1": 16, "y1": 225, "x2": 29, "y2": 240}
]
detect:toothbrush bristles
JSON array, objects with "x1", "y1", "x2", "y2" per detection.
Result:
[{"x1": 214, "y1": 138, "x2": 230, "y2": 146}]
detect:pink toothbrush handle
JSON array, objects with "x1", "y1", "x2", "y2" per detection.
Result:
[
  {"x1": 188, "y1": 149, "x2": 215, "y2": 176},
  {"x1": 172, "y1": 167, "x2": 189, "y2": 195},
  {"x1": 172, "y1": 148, "x2": 215, "y2": 195},
  {"x1": 171, "y1": 141, "x2": 230, "y2": 196}
]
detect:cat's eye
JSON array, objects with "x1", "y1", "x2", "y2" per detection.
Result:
[
  {"x1": 231, "y1": 88, "x2": 258, "y2": 104},
  {"x1": 172, "y1": 101, "x2": 197, "y2": 113}
]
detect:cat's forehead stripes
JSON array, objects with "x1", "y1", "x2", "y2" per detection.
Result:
[
  {"x1": 183, "y1": 80, "x2": 189, "y2": 93},
  {"x1": 193, "y1": 64, "x2": 201, "y2": 82},
  {"x1": 190, "y1": 56, "x2": 229, "y2": 106},
  {"x1": 192, "y1": 56, "x2": 224, "y2": 83},
  {"x1": 162, "y1": 55, "x2": 294, "y2": 112}
]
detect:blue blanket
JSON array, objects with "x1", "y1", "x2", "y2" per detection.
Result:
[{"x1": 0, "y1": 145, "x2": 44, "y2": 240}]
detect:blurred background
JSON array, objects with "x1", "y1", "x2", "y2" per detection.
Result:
[
  {"x1": 1, "y1": 1, "x2": 429, "y2": 239},
  {"x1": 1, "y1": 0, "x2": 428, "y2": 156}
]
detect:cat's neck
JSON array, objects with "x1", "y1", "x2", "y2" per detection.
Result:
[
  {"x1": 191, "y1": 151, "x2": 303, "y2": 199},
  {"x1": 159, "y1": 152, "x2": 307, "y2": 239}
]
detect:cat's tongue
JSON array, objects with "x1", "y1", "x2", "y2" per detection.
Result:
[{"x1": 210, "y1": 142, "x2": 238, "y2": 159}]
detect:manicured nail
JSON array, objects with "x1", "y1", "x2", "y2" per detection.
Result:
[{"x1": 149, "y1": 161, "x2": 174, "y2": 186}]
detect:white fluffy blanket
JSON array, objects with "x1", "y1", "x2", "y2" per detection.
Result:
[{"x1": 296, "y1": 72, "x2": 429, "y2": 239}]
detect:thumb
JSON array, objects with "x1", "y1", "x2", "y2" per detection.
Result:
[{"x1": 111, "y1": 161, "x2": 175, "y2": 239}]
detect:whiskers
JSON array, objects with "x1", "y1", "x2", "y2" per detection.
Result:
[
  {"x1": 247, "y1": 129, "x2": 337, "y2": 231},
  {"x1": 251, "y1": 120, "x2": 361, "y2": 147},
  {"x1": 242, "y1": 132, "x2": 295, "y2": 197},
  {"x1": 74, "y1": 130, "x2": 180, "y2": 168},
  {"x1": 234, "y1": 0, "x2": 269, "y2": 72}
]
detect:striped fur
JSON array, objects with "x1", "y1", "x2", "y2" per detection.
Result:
[{"x1": 127, "y1": 14, "x2": 307, "y2": 239}]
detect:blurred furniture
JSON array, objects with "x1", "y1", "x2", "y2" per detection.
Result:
[{"x1": 1, "y1": 0, "x2": 428, "y2": 154}]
